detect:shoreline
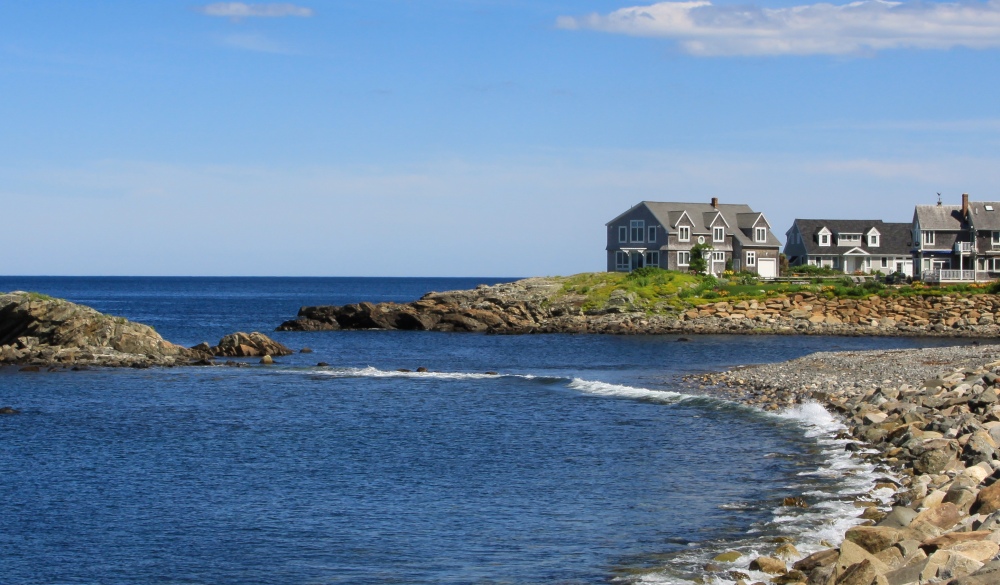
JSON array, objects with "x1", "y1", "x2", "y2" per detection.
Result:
[
  {"x1": 682, "y1": 344, "x2": 1000, "y2": 585},
  {"x1": 277, "y1": 277, "x2": 1000, "y2": 338}
]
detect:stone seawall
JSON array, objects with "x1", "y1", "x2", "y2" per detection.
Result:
[{"x1": 277, "y1": 277, "x2": 1000, "y2": 337}]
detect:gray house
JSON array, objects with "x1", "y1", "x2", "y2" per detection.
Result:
[
  {"x1": 784, "y1": 219, "x2": 914, "y2": 276},
  {"x1": 913, "y1": 193, "x2": 1000, "y2": 281},
  {"x1": 606, "y1": 198, "x2": 782, "y2": 277}
]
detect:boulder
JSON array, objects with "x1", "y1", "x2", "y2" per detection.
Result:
[
  {"x1": 836, "y1": 559, "x2": 877, "y2": 585},
  {"x1": 845, "y1": 526, "x2": 902, "y2": 554},
  {"x1": 749, "y1": 556, "x2": 786, "y2": 574},
  {"x1": 210, "y1": 332, "x2": 293, "y2": 358},
  {"x1": 973, "y1": 480, "x2": 1000, "y2": 515}
]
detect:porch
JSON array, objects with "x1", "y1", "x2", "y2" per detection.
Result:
[{"x1": 922, "y1": 269, "x2": 991, "y2": 284}]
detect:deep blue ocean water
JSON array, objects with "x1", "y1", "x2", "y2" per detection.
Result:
[{"x1": 0, "y1": 277, "x2": 973, "y2": 584}]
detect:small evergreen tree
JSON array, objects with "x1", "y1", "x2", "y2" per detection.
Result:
[{"x1": 689, "y1": 243, "x2": 712, "y2": 275}]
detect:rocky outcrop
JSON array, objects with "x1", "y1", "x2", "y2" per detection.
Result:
[
  {"x1": 0, "y1": 291, "x2": 196, "y2": 368},
  {"x1": 207, "y1": 332, "x2": 293, "y2": 358},
  {"x1": 0, "y1": 292, "x2": 297, "y2": 368},
  {"x1": 692, "y1": 345, "x2": 1000, "y2": 585},
  {"x1": 276, "y1": 278, "x2": 1000, "y2": 337}
]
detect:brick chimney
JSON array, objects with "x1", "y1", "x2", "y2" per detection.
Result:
[
  {"x1": 711, "y1": 197, "x2": 718, "y2": 208},
  {"x1": 962, "y1": 193, "x2": 970, "y2": 216}
]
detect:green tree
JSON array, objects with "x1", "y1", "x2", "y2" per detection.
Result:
[{"x1": 689, "y1": 243, "x2": 713, "y2": 275}]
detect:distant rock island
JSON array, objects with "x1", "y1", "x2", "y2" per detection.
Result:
[
  {"x1": 0, "y1": 291, "x2": 291, "y2": 368},
  {"x1": 276, "y1": 275, "x2": 1000, "y2": 337}
]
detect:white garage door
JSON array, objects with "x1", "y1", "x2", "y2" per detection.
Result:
[{"x1": 757, "y1": 258, "x2": 777, "y2": 279}]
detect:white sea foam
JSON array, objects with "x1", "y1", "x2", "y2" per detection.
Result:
[
  {"x1": 566, "y1": 378, "x2": 690, "y2": 404},
  {"x1": 310, "y1": 365, "x2": 536, "y2": 381}
]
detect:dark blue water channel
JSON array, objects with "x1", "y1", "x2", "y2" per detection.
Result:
[{"x1": 0, "y1": 277, "x2": 972, "y2": 584}]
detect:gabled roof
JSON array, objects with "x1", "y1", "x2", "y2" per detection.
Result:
[
  {"x1": 789, "y1": 219, "x2": 911, "y2": 256},
  {"x1": 914, "y1": 205, "x2": 965, "y2": 231},
  {"x1": 968, "y1": 201, "x2": 1000, "y2": 231},
  {"x1": 737, "y1": 212, "x2": 769, "y2": 230},
  {"x1": 613, "y1": 201, "x2": 780, "y2": 248}
]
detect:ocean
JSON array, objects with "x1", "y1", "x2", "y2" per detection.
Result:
[{"x1": 0, "y1": 277, "x2": 968, "y2": 584}]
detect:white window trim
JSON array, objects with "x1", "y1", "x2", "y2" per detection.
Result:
[
  {"x1": 746, "y1": 251, "x2": 756, "y2": 266},
  {"x1": 678, "y1": 226, "x2": 690, "y2": 242},
  {"x1": 868, "y1": 235, "x2": 879, "y2": 247},
  {"x1": 712, "y1": 251, "x2": 725, "y2": 261},
  {"x1": 630, "y1": 220, "x2": 645, "y2": 243},
  {"x1": 713, "y1": 226, "x2": 725, "y2": 242},
  {"x1": 819, "y1": 234, "x2": 830, "y2": 246},
  {"x1": 677, "y1": 251, "x2": 690, "y2": 266},
  {"x1": 614, "y1": 251, "x2": 630, "y2": 271},
  {"x1": 923, "y1": 231, "x2": 935, "y2": 246},
  {"x1": 755, "y1": 227, "x2": 766, "y2": 242}
]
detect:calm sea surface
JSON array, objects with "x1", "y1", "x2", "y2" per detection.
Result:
[{"x1": 0, "y1": 277, "x2": 971, "y2": 584}]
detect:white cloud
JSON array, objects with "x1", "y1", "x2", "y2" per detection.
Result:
[
  {"x1": 557, "y1": 0, "x2": 1000, "y2": 56},
  {"x1": 198, "y1": 2, "x2": 313, "y2": 19}
]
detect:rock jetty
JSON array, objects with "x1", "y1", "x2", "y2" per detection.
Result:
[
  {"x1": 0, "y1": 292, "x2": 291, "y2": 368},
  {"x1": 276, "y1": 277, "x2": 1000, "y2": 337},
  {"x1": 691, "y1": 344, "x2": 1000, "y2": 585}
]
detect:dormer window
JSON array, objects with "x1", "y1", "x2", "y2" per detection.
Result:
[
  {"x1": 755, "y1": 227, "x2": 767, "y2": 242},
  {"x1": 713, "y1": 226, "x2": 725, "y2": 242},
  {"x1": 867, "y1": 228, "x2": 880, "y2": 247},
  {"x1": 818, "y1": 228, "x2": 831, "y2": 246},
  {"x1": 837, "y1": 233, "x2": 862, "y2": 246},
  {"x1": 678, "y1": 226, "x2": 690, "y2": 242},
  {"x1": 630, "y1": 220, "x2": 645, "y2": 243}
]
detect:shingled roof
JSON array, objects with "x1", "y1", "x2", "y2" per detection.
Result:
[
  {"x1": 609, "y1": 201, "x2": 781, "y2": 248},
  {"x1": 914, "y1": 205, "x2": 965, "y2": 231},
  {"x1": 791, "y1": 219, "x2": 912, "y2": 256}
]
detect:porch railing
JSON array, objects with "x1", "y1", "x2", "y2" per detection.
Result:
[{"x1": 923, "y1": 269, "x2": 989, "y2": 283}]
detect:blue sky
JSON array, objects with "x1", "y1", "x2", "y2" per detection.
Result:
[{"x1": 3, "y1": 0, "x2": 1000, "y2": 276}]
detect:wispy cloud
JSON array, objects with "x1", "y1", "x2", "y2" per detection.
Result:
[
  {"x1": 556, "y1": 0, "x2": 1000, "y2": 56},
  {"x1": 197, "y1": 2, "x2": 313, "y2": 19}
]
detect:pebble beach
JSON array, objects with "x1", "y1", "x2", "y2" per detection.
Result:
[{"x1": 689, "y1": 343, "x2": 1000, "y2": 585}]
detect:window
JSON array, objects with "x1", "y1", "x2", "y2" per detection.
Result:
[
  {"x1": 923, "y1": 231, "x2": 935, "y2": 246},
  {"x1": 678, "y1": 226, "x2": 690, "y2": 242},
  {"x1": 868, "y1": 234, "x2": 879, "y2": 247},
  {"x1": 712, "y1": 251, "x2": 725, "y2": 262},
  {"x1": 819, "y1": 233, "x2": 830, "y2": 246},
  {"x1": 648, "y1": 226, "x2": 657, "y2": 243},
  {"x1": 713, "y1": 226, "x2": 725, "y2": 242},
  {"x1": 746, "y1": 251, "x2": 756, "y2": 266},
  {"x1": 677, "y1": 251, "x2": 690, "y2": 266},
  {"x1": 881, "y1": 257, "x2": 889, "y2": 268},
  {"x1": 837, "y1": 233, "x2": 862, "y2": 246},
  {"x1": 755, "y1": 227, "x2": 767, "y2": 242},
  {"x1": 619, "y1": 226, "x2": 627, "y2": 243},
  {"x1": 615, "y1": 251, "x2": 630, "y2": 271},
  {"x1": 644, "y1": 251, "x2": 659, "y2": 267},
  {"x1": 630, "y1": 220, "x2": 645, "y2": 243},
  {"x1": 993, "y1": 231, "x2": 1000, "y2": 247}
]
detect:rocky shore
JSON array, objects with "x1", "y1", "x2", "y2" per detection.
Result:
[
  {"x1": 276, "y1": 277, "x2": 1000, "y2": 337},
  {"x1": 0, "y1": 292, "x2": 292, "y2": 368},
  {"x1": 688, "y1": 344, "x2": 1000, "y2": 585}
]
